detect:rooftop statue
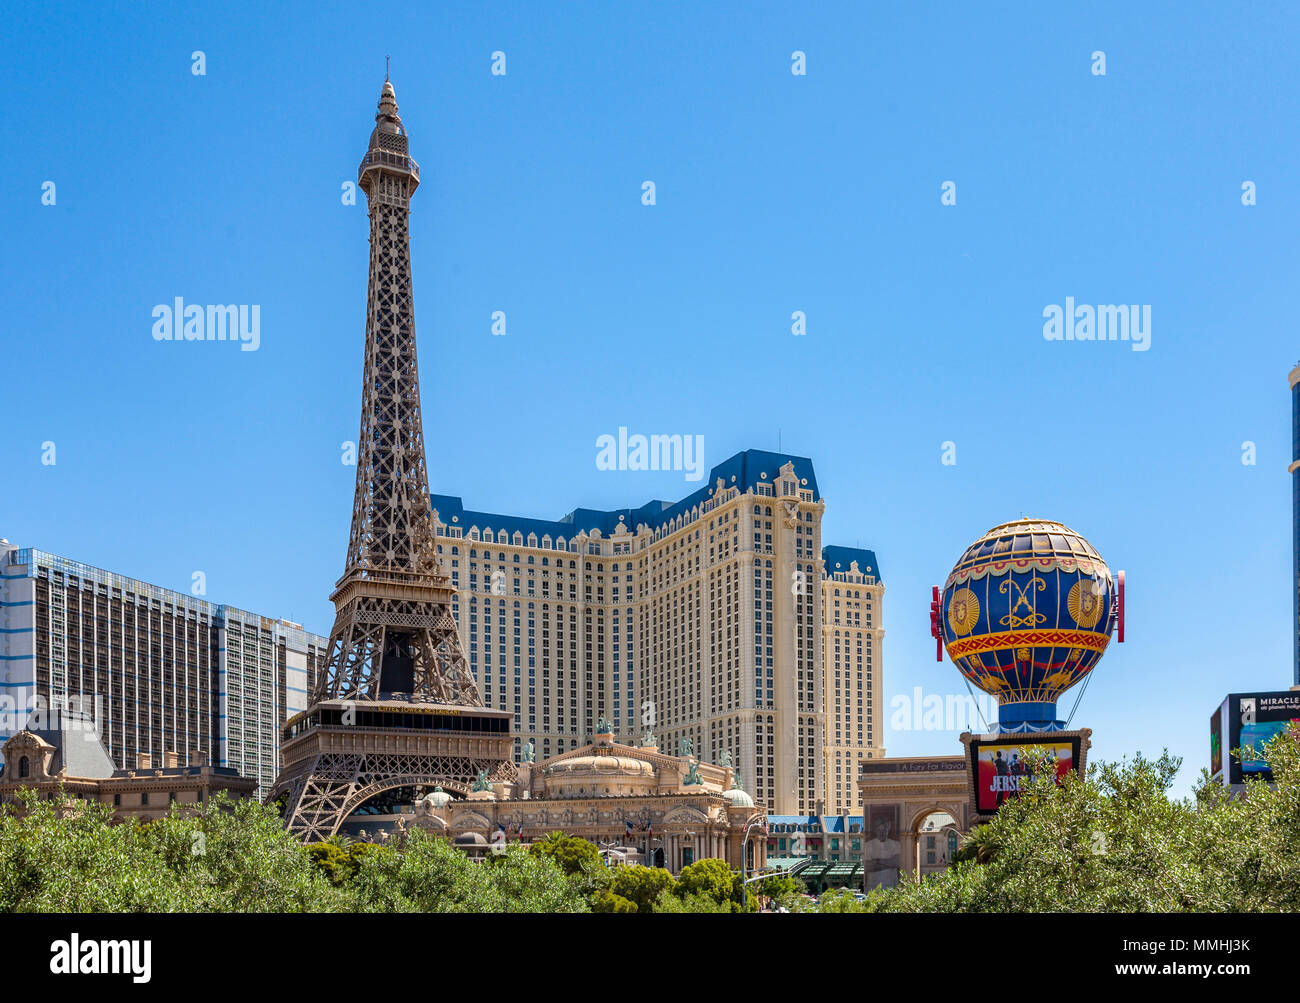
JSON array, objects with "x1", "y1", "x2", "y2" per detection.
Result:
[
  {"x1": 522, "y1": 740, "x2": 535, "y2": 763},
  {"x1": 720, "y1": 749, "x2": 732, "y2": 768},
  {"x1": 678, "y1": 736, "x2": 693, "y2": 757},
  {"x1": 683, "y1": 760, "x2": 703, "y2": 786},
  {"x1": 597, "y1": 715, "x2": 612, "y2": 734},
  {"x1": 472, "y1": 768, "x2": 491, "y2": 792}
]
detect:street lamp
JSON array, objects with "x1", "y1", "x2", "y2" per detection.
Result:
[
  {"x1": 740, "y1": 815, "x2": 768, "y2": 893},
  {"x1": 648, "y1": 834, "x2": 664, "y2": 869}
]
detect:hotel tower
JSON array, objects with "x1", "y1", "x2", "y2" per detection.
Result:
[{"x1": 429, "y1": 452, "x2": 884, "y2": 816}]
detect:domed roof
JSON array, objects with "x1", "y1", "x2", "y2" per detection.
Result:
[
  {"x1": 543, "y1": 754, "x2": 655, "y2": 779},
  {"x1": 424, "y1": 786, "x2": 451, "y2": 809},
  {"x1": 722, "y1": 787, "x2": 754, "y2": 807},
  {"x1": 453, "y1": 831, "x2": 487, "y2": 846}
]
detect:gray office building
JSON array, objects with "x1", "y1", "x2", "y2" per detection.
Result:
[{"x1": 0, "y1": 540, "x2": 327, "y2": 796}]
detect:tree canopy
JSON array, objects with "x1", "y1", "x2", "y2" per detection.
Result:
[
  {"x1": 856, "y1": 732, "x2": 1300, "y2": 913},
  {"x1": 4, "y1": 730, "x2": 1296, "y2": 914}
]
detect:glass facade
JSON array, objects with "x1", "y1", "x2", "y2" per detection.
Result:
[
  {"x1": 1293, "y1": 370, "x2": 1300, "y2": 686},
  {"x1": 0, "y1": 545, "x2": 326, "y2": 796}
]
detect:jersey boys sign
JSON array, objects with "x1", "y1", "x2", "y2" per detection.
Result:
[{"x1": 968, "y1": 737, "x2": 1081, "y2": 814}]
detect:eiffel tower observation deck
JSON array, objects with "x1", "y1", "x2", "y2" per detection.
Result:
[{"x1": 270, "y1": 79, "x2": 514, "y2": 841}]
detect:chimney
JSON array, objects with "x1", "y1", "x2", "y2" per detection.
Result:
[
  {"x1": 188, "y1": 750, "x2": 209, "y2": 768},
  {"x1": 137, "y1": 752, "x2": 151, "y2": 770},
  {"x1": 163, "y1": 750, "x2": 180, "y2": 768}
]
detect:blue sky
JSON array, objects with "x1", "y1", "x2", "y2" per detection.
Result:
[{"x1": 2, "y1": 1, "x2": 1297, "y2": 797}]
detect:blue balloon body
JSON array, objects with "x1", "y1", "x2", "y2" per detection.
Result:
[{"x1": 941, "y1": 519, "x2": 1115, "y2": 732}]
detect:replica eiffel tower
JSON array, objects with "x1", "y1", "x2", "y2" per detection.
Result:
[{"x1": 271, "y1": 78, "x2": 514, "y2": 841}]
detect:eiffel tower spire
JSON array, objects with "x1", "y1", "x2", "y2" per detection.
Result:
[
  {"x1": 271, "y1": 81, "x2": 513, "y2": 841},
  {"x1": 307, "y1": 78, "x2": 481, "y2": 705},
  {"x1": 342, "y1": 79, "x2": 436, "y2": 582}
]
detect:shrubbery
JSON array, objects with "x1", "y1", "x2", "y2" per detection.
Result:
[
  {"x1": 0, "y1": 791, "x2": 759, "y2": 913},
  {"x1": 7, "y1": 732, "x2": 1294, "y2": 913},
  {"x1": 857, "y1": 733, "x2": 1300, "y2": 913}
]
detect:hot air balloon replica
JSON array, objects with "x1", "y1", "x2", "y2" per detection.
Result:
[{"x1": 930, "y1": 518, "x2": 1125, "y2": 734}]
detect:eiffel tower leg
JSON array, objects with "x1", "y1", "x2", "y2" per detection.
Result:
[
  {"x1": 280, "y1": 753, "x2": 365, "y2": 842},
  {"x1": 324, "y1": 608, "x2": 383, "y2": 703},
  {"x1": 418, "y1": 610, "x2": 481, "y2": 705}
]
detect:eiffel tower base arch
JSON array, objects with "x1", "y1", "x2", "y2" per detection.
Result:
[{"x1": 270, "y1": 703, "x2": 515, "y2": 842}]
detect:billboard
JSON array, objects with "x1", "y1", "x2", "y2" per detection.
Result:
[
  {"x1": 1222, "y1": 691, "x2": 1300, "y2": 785},
  {"x1": 1209, "y1": 701, "x2": 1225, "y2": 780},
  {"x1": 967, "y1": 737, "x2": 1081, "y2": 814},
  {"x1": 864, "y1": 804, "x2": 901, "y2": 889}
]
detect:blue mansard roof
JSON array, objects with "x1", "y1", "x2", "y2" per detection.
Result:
[
  {"x1": 430, "y1": 449, "x2": 821, "y2": 540},
  {"x1": 822, "y1": 545, "x2": 882, "y2": 583}
]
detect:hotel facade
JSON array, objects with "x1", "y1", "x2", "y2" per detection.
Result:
[
  {"x1": 0, "y1": 541, "x2": 327, "y2": 797},
  {"x1": 0, "y1": 448, "x2": 882, "y2": 815},
  {"x1": 429, "y1": 449, "x2": 884, "y2": 816}
]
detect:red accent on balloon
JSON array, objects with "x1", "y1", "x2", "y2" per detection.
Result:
[
  {"x1": 930, "y1": 585, "x2": 943, "y2": 661},
  {"x1": 1117, "y1": 570, "x2": 1125, "y2": 643}
]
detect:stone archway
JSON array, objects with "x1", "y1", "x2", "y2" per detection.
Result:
[
  {"x1": 857, "y1": 754, "x2": 973, "y2": 891},
  {"x1": 908, "y1": 805, "x2": 964, "y2": 878}
]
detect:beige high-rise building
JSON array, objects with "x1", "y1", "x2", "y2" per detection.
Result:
[
  {"x1": 822, "y1": 548, "x2": 886, "y2": 816},
  {"x1": 430, "y1": 449, "x2": 884, "y2": 815}
]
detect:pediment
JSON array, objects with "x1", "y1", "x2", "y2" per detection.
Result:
[
  {"x1": 452, "y1": 810, "x2": 492, "y2": 830},
  {"x1": 663, "y1": 806, "x2": 709, "y2": 825}
]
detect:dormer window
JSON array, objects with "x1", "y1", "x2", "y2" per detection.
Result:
[{"x1": 18, "y1": 756, "x2": 29, "y2": 778}]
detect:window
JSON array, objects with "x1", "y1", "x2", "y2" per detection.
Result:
[{"x1": 18, "y1": 756, "x2": 29, "y2": 778}]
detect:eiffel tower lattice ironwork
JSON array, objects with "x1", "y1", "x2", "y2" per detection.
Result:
[{"x1": 270, "y1": 80, "x2": 514, "y2": 841}]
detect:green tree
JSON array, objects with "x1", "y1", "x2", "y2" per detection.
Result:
[
  {"x1": 816, "y1": 888, "x2": 867, "y2": 913},
  {"x1": 305, "y1": 842, "x2": 353, "y2": 885},
  {"x1": 528, "y1": 831, "x2": 602, "y2": 876},
  {"x1": 526, "y1": 831, "x2": 610, "y2": 901},
  {"x1": 674, "y1": 858, "x2": 753, "y2": 912},
  {"x1": 759, "y1": 873, "x2": 806, "y2": 911},
  {"x1": 591, "y1": 888, "x2": 638, "y2": 913},
  {"x1": 652, "y1": 888, "x2": 734, "y2": 913},
  {"x1": 865, "y1": 733, "x2": 1300, "y2": 913},
  {"x1": 952, "y1": 823, "x2": 1000, "y2": 864},
  {"x1": 474, "y1": 845, "x2": 591, "y2": 912},
  {"x1": 344, "y1": 830, "x2": 587, "y2": 912},
  {"x1": 609, "y1": 864, "x2": 676, "y2": 913},
  {"x1": 0, "y1": 790, "x2": 340, "y2": 912}
]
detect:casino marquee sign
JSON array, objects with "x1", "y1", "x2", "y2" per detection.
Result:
[{"x1": 960, "y1": 729, "x2": 1093, "y2": 818}]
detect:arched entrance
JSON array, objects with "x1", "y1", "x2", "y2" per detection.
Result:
[
  {"x1": 301, "y1": 776, "x2": 473, "y2": 841},
  {"x1": 913, "y1": 809, "x2": 958, "y2": 878}
]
